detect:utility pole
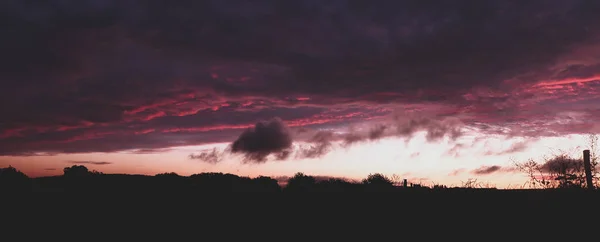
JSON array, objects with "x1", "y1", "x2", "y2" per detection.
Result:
[{"x1": 583, "y1": 150, "x2": 594, "y2": 190}]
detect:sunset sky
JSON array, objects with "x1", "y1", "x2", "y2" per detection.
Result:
[{"x1": 1, "y1": 0, "x2": 600, "y2": 188}]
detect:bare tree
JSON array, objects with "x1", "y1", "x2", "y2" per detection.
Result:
[
  {"x1": 513, "y1": 158, "x2": 549, "y2": 189},
  {"x1": 478, "y1": 181, "x2": 496, "y2": 189},
  {"x1": 460, "y1": 178, "x2": 496, "y2": 189},
  {"x1": 389, "y1": 174, "x2": 404, "y2": 186},
  {"x1": 513, "y1": 151, "x2": 587, "y2": 189},
  {"x1": 546, "y1": 154, "x2": 585, "y2": 188},
  {"x1": 430, "y1": 181, "x2": 442, "y2": 188},
  {"x1": 512, "y1": 134, "x2": 599, "y2": 189},
  {"x1": 461, "y1": 178, "x2": 479, "y2": 188}
]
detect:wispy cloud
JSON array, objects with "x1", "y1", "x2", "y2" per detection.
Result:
[
  {"x1": 471, "y1": 166, "x2": 517, "y2": 175},
  {"x1": 67, "y1": 161, "x2": 113, "y2": 165}
]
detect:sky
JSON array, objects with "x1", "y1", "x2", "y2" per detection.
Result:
[{"x1": 1, "y1": 0, "x2": 600, "y2": 188}]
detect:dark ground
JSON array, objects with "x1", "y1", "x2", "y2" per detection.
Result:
[{"x1": 3, "y1": 165, "x2": 598, "y2": 236}]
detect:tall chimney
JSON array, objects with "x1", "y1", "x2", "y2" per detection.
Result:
[{"x1": 583, "y1": 150, "x2": 594, "y2": 190}]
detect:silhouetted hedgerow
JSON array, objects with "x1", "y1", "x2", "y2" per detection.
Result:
[{"x1": 1, "y1": 164, "x2": 599, "y2": 193}]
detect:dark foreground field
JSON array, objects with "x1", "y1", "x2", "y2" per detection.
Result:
[
  {"x1": 4, "y1": 170, "x2": 600, "y2": 206},
  {"x1": 3, "y1": 166, "x2": 600, "y2": 214},
  {"x1": 3, "y1": 167, "x2": 598, "y2": 237}
]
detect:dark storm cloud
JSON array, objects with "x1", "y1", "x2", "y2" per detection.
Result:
[
  {"x1": 393, "y1": 116, "x2": 464, "y2": 142},
  {"x1": 369, "y1": 125, "x2": 388, "y2": 140},
  {"x1": 230, "y1": 118, "x2": 293, "y2": 163},
  {"x1": 341, "y1": 124, "x2": 389, "y2": 147},
  {"x1": 290, "y1": 114, "x2": 466, "y2": 158},
  {"x1": 334, "y1": 115, "x2": 465, "y2": 148},
  {"x1": 296, "y1": 131, "x2": 335, "y2": 159},
  {"x1": 2, "y1": 0, "x2": 600, "y2": 155},
  {"x1": 0, "y1": 128, "x2": 242, "y2": 155}
]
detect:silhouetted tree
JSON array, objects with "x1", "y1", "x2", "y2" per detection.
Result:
[
  {"x1": 0, "y1": 166, "x2": 28, "y2": 180},
  {"x1": 0, "y1": 166, "x2": 30, "y2": 191},
  {"x1": 189, "y1": 172, "x2": 273, "y2": 192},
  {"x1": 251, "y1": 176, "x2": 281, "y2": 192},
  {"x1": 362, "y1": 173, "x2": 394, "y2": 191},
  {"x1": 155, "y1": 172, "x2": 181, "y2": 177},
  {"x1": 514, "y1": 154, "x2": 586, "y2": 189},
  {"x1": 389, "y1": 174, "x2": 404, "y2": 186},
  {"x1": 514, "y1": 134, "x2": 600, "y2": 189},
  {"x1": 63, "y1": 165, "x2": 91, "y2": 177},
  {"x1": 62, "y1": 165, "x2": 105, "y2": 191},
  {"x1": 316, "y1": 178, "x2": 357, "y2": 192},
  {"x1": 363, "y1": 173, "x2": 393, "y2": 186},
  {"x1": 154, "y1": 172, "x2": 189, "y2": 191},
  {"x1": 285, "y1": 172, "x2": 317, "y2": 192},
  {"x1": 547, "y1": 155, "x2": 586, "y2": 188}
]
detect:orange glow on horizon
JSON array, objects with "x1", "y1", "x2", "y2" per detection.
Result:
[{"x1": 1, "y1": 131, "x2": 594, "y2": 189}]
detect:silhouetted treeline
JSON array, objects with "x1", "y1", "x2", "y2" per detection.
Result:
[
  {"x1": 1, "y1": 165, "x2": 598, "y2": 193},
  {"x1": 0, "y1": 165, "x2": 424, "y2": 192}
]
